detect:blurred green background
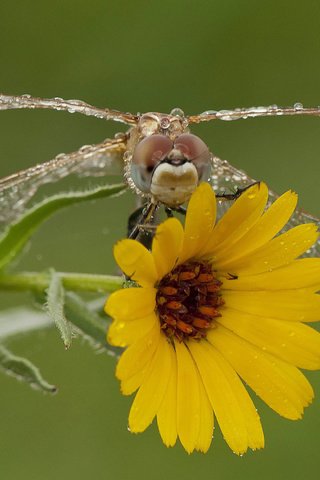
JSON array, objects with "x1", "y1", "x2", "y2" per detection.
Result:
[{"x1": 0, "y1": 0, "x2": 320, "y2": 479}]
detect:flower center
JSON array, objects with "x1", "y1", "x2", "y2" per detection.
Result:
[{"x1": 156, "y1": 261, "x2": 224, "y2": 342}]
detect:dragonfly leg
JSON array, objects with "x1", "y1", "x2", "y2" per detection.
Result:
[
  {"x1": 128, "y1": 205, "x2": 145, "y2": 237},
  {"x1": 128, "y1": 203, "x2": 159, "y2": 247},
  {"x1": 165, "y1": 206, "x2": 187, "y2": 217},
  {"x1": 165, "y1": 182, "x2": 260, "y2": 217},
  {"x1": 216, "y1": 181, "x2": 260, "y2": 201}
]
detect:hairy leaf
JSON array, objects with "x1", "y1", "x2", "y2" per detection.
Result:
[
  {"x1": 0, "y1": 183, "x2": 126, "y2": 270},
  {"x1": 0, "y1": 345, "x2": 57, "y2": 393},
  {"x1": 46, "y1": 270, "x2": 72, "y2": 349},
  {"x1": 64, "y1": 292, "x2": 109, "y2": 348}
]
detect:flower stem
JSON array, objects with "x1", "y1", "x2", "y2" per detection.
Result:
[{"x1": 0, "y1": 271, "x2": 123, "y2": 294}]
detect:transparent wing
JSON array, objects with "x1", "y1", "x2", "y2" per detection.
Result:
[
  {"x1": 0, "y1": 94, "x2": 138, "y2": 125},
  {"x1": 210, "y1": 155, "x2": 320, "y2": 258},
  {"x1": 188, "y1": 104, "x2": 320, "y2": 123},
  {"x1": 0, "y1": 136, "x2": 127, "y2": 228}
]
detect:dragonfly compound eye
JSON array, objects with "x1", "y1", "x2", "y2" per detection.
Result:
[
  {"x1": 131, "y1": 134, "x2": 173, "y2": 193},
  {"x1": 173, "y1": 134, "x2": 211, "y2": 182}
]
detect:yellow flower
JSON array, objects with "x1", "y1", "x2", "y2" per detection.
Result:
[{"x1": 105, "y1": 182, "x2": 320, "y2": 455}]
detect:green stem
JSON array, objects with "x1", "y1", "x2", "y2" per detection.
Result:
[{"x1": 0, "y1": 271, "x2": 123, "y2": 294}]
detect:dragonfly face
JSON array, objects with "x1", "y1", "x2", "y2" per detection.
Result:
[{"x1": 125, "y1": 111, "x2": 212, "y2": 206}]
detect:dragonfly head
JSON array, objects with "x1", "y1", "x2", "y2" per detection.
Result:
[{"x1": 125, "y1": 111, "x2": 212, "y2": 206}]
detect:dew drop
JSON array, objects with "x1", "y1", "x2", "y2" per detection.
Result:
[
  {"x1": 55, "y1": 153, "x2": 66, "y2": 160},
  {"x1": 115, "y1": 132, "x2": 126, "y2": 140},
  {"x1": 217, "y1": 110, "x2": 240, "y2": 121},
  {"x1": 170, "y1": 107, "x2": 185, "y2": 118},
  {"x1": 79, "y1": 145, "x2": 92, "y2": 153}
]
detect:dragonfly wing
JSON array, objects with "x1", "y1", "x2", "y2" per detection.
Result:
[
  {"x1": 210, "y1": 155, "x2": 254, "y2": 194},
  {"x1": 0, "y1": 94, "x2": 138, "y2": 125},
  {"x1": 0, "y1": 136, "x2": 127, "y2": 227},
  {"x1": 210, "y1": 155, "x2": 320, "y2": 258}
]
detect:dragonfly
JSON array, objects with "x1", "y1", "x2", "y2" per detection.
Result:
[{"x1": 0, "y1": 93, "x2": 319, "y2": 256}]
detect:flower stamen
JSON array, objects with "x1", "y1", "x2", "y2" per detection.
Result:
[{"x1": 156, "y1": 261, "x2": 224, "y2": 341}]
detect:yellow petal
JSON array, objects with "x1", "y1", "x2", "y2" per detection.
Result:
[
  {"x1": 107, "y1": 313, "x2": 157, "y2": 347},
  {"x1": 221, "y1": 258, "x2": 320, "y2": 291},
  {"x1": 219, "y1": 223, "x2": 318, "y2": 275},
  {"x1": 195, "y1": 375, "x2": 214, "y2": 453},
  {"x1": 179, "y1": 183, "x2": 216, "y2": 263},
  {"x1": 213, "y1": 190, "x2": 298, "y2": 268},
  {"x1": 203, "y1": 182, "x2": 268, "y2": 255},
  {"x1": 114, "y1": 239, "x2": 158, "y2": 287},
  {"x1": 189, "y1": 340, "x2": 264, "y2": 454},
  {"x1": 128, "y1": 333, "x2": 172, "y2": 432},
  {"x1": 175, "y1": 340, "x2": 201, "y2": 453},
  {"x1": 157, "y1": 346, "x2": 178, "y2": 447},
  {"x1": 222, "y1": 290, "x2": 320, "y2": 322},
  {"x1": 209, "y1": 325, "x2": 313, "y2": 419},
  {"x1": 116, "y1": 322, "x2": 160, "y2": 395},
  {"x1": 152, "y1": 218, "x2": 184, "y2": 279},
  {"x1": 218, "y1": 308, "x2": 320, "y2": 369},
  {"x1": 105, "y1": 287, "x2": 156, "y2": 320},
  {"x1": 275, "y1": 356, "x2": 314, "y2": 407}
]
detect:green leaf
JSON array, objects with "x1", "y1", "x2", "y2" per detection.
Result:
[
  {"x1": 0, "y1": 345, "x2": 57, "y2": 394},
  {"x1": 46, "y1": 270, "x2": 72, "y2": 349},
  {"x1": 0, "y1": 182, "x2": 126, "y2": 271},
  {"x1": 64, "y1": 292, "x2": 119, "y2": 355}
]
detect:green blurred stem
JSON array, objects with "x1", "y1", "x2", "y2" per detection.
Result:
[{"x1": 0, "y1": 271, "x2": 123, "y2": 294}]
